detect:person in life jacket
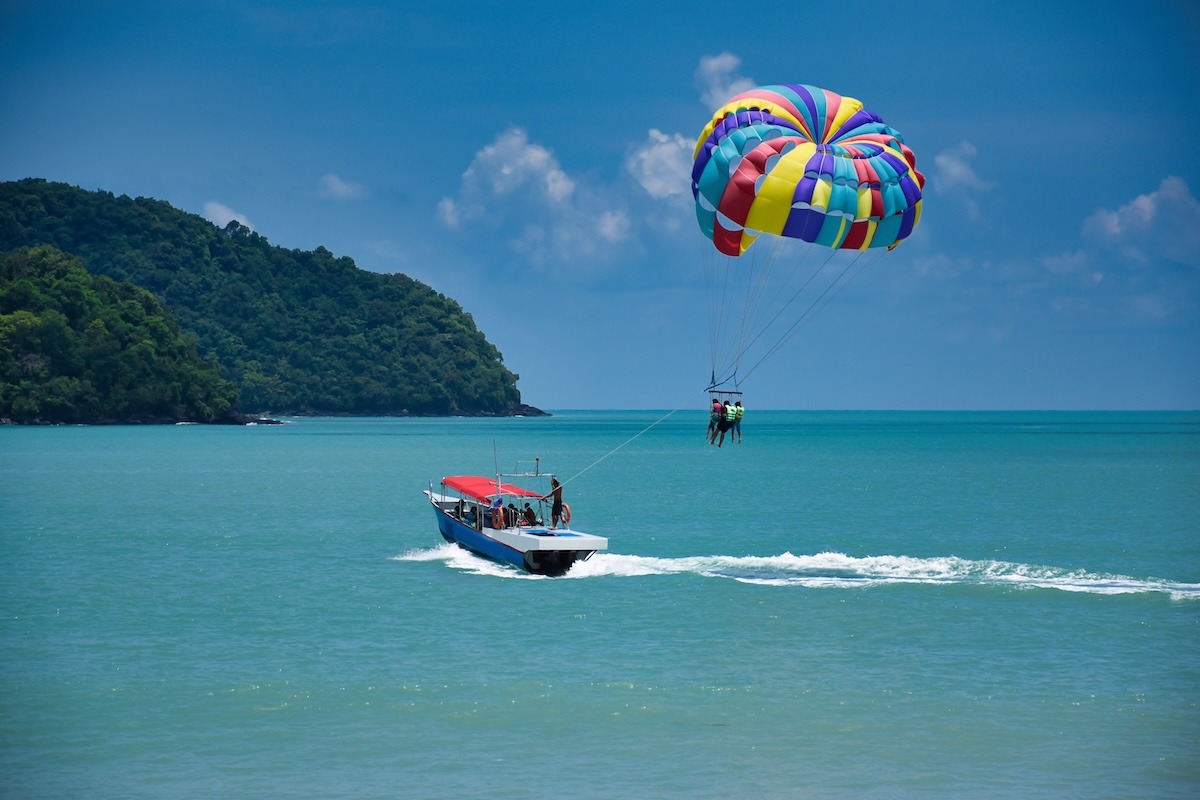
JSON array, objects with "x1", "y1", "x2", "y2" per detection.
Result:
[
  {"x1": 715, "y1": 400, "x2": 738, "y2": 447},
  {"x1": 707, "y1": 397, "x2": 722, "y2": 442},
  {"x1": 733, "y1": 401, "x2": 744, "y2": 444}
]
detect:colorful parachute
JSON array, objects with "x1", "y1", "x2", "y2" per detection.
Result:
[{"x1": 692, "y1": 84, "x2": 924, "y2": 256}]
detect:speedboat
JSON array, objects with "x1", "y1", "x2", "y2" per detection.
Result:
[{"x1": 424, "y1": 465, "x2": 607, "y2": 576}]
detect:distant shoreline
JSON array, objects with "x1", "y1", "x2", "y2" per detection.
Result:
[
  {"x1": 271, "y1": 403, "x2": 549, "y2": 419},
  {"x1": 0, "y1": 403, "x2": 549, "y2": 426}
]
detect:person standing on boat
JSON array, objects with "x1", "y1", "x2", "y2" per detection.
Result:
[{"x1": 544, "y1": 477, "x2": 565, "y2": 528}]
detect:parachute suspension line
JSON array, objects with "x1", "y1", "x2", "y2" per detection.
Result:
[
  {"x1": 745, "y1": 142, "x2": 835, "y2": 344},
  {"x1": 740, "y1": 248, "x2": 883, "y2": 383},
  {"x1": 723, "y1": 247, "x2": 759, "y2": 382},
  {"x1": 706, "y1": 154, "x2": 884, "y2": 390},
  {"x1": 704, "y1": 244, "x2": 717, "y2": 379},
  {"x1": 724, "y1": 244, "x2": 838, "y2": 378},
  {"x1": 561, "y1": 408, "x2": 681, "y2": 488},
  {"x1": 705, "y1": 239, "x2": 739, "y2": 382},
  {"x1": 711, "y1": 233, "x2": 793, "y2": 390},
  {"x1": 710, "y1": 247, "x2": 739, "y2": 381},
  {"x1": 708, "y1": 241, "x2": 760, "y2": 387},
  {"x1": 744, "y1": 236, "x2": 820, "y2": 349},
  {"x1": 743, "y1": 253, "x2": 861, "y2": 379},
  {"x1": 733, "y1": 234, "x2": 787, "y2": 377}
]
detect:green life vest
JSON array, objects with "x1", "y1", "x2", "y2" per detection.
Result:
[
  {"x1": 735, "y1": 405, "x2": 744, "y2": 419},
  {"x1": 724, "y1": 404, "x2": 737, "y2": 421}
]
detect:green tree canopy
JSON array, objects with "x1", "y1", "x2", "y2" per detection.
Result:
[
  {"x1": 0, "y1": 246, "x2": 239, "y2": 423},
  {"x1": 0, "y1": 179, "x2": 528, "y2": 416}
]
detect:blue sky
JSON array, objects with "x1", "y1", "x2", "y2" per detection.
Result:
[{"x1": 3, "y1": 0, "x2": 1198, "y2": 410}]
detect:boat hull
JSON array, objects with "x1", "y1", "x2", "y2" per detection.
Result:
[{"x1": 430, "y1": 503, "x2": 600, "y2": 577}]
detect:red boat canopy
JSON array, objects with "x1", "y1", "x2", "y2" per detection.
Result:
[{"x1": 441, "y1": 475, "x2": 543, "y2": 503}]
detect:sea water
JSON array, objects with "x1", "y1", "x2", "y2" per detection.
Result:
[{"x1": 2, "y1": 411, "x2": 1198, "y2": 799}]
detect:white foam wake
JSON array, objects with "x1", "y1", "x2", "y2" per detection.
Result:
[
  {"x1": 394, "y1": 543, "x2": 546, "y2": 579},
  {"x1": 394, "y1": 547, "x2": 1200, "y2": 599}
]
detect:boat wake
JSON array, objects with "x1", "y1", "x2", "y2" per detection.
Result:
[
  {"x1": 395, "y1": 546, "x2": 1200, "y2": 599},
  {"x1": 396, "y1": 543, "x2": 546, "y2": 579}
]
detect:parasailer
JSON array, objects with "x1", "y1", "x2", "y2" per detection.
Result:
[
  {"x1": 692, "y1": 83, "x2": 925, "y2": 396},
  {"x1": 706, "y1": 396, "x2": 722, "y2": 440}
]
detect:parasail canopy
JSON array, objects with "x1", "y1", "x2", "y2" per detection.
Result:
[{"x1": 692, "y1": 84, "x2": 925, "y2": 257}]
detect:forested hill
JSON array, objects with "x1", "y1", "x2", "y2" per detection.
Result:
[
  {"x1": 0, "y1": 179, "x2": 536, "y2": 416},
  {"x1": 1, "y1": 246, "x2": 242, "y2": 424}
]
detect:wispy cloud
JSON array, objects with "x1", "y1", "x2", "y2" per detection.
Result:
[
  {"x1": 695, "y1": 52, "x2": 754, "y2": 110},
  {"x1": 933, "y1": 141, "x2": 991, "y2": 219},
  {"x1": 240, "y1": 7, "x2": 392, "y2": 45},
  {"x1": 319, "y1": 172, "x2": 367, "y2": 200},
  {"x1": 1081, "y1": 176, "x2": 1200, "y2": 269},
  {"x1": 203, "y1": 201, "x2": 253, "y2": 230},
  {"x1": 1036, "y1": 177, "x2": 1200, "y2": 322},
  {"x1": 933, "y1": 141, "x2": 991, "y2": 192}
]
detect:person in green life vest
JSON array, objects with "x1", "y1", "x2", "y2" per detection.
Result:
[{"x1": 732, "y1": 401, "x2": 744, "y2": 444}]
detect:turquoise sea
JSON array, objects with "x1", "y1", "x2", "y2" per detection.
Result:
[{"x1": 3, "y1": 411, "x2": 1199, "y2": 798}]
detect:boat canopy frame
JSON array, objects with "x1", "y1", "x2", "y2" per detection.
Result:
[{"x1": 439, "y1": 475, "x2": 543, "y2": 504}]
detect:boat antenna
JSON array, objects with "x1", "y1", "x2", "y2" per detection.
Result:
[{"x1": 492, "y1": 440, "x2": 501, "y2": 495}]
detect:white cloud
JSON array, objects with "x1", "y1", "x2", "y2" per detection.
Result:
[
  {"x1": 1082, "y1": 176, "x2": 1200, "y2": 268},
  {"x1": 462, "y1": 127, "x2": 574, "y2": 202},
  {"x1": 932, "y1": 141, "x2": 991, "y2": 219},
  {"x1": 933, "y1": 141, "x2": 991, "y2": 193},
  {"x1": 437, "y1": 197, "x2": 461, "y2": 229},
  {"x1": 319, "y1": 172, "x2": 367, "y2": 200},
  {"x1": 1041, "y1": 249, "x2": 1090, "y2": 278},
  {"x1": 695, "y1": 52, "x2": 754, "y2": 110},
  {"x1": 1028, "y1": 177, "x2": 1200, "y2": 324},
  {"x1": 597, "y1": 209, "x2": 631, "y2": 242},
  {"x1": 627, "y1": 129, "x2": 692, "y2": 200},
  {"x1": 203, "y1": 201, "x2": 253, "y2": 230},
  {"x1": 368, "y1": 239, "x2": 410, "y2": 266},
  {"x1": 913, "y1": 252, "x2": 974, "y2": 281},
  {"x1": 437, "y1": 127, "x2": 631, "y2": 268}
]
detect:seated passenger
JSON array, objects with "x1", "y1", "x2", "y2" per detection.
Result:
[{"x1": 522, "y1": 503, "x2": 539, "y2": 526}]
